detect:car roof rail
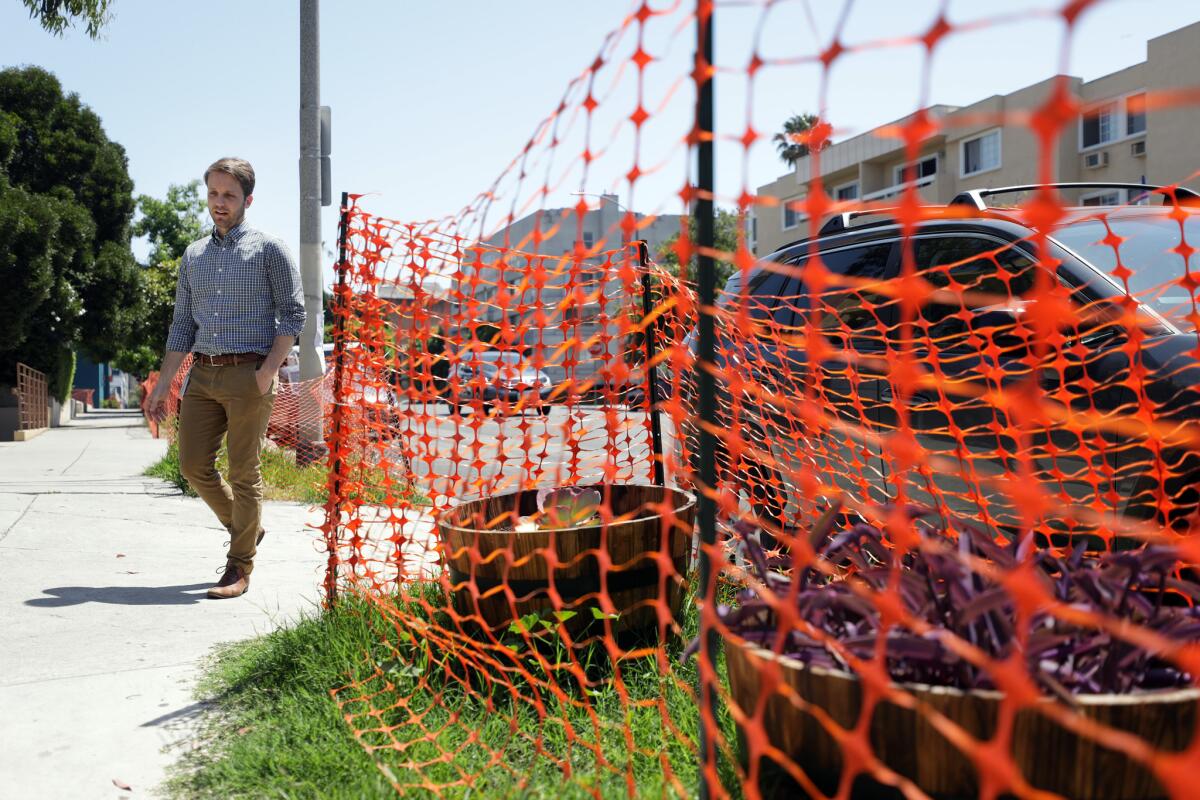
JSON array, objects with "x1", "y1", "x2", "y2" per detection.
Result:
[
  {"x1": 818, "y1": 208, "x2": 899, "y2": 236},
  {"x1": 950, "y1": 182, "x2": 1200, "y2": 211}
]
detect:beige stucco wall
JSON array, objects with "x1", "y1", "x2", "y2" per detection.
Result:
[
  {"x1": 1145, "y1": 21, "x2": 1200, "y2": 192},
  {"x1": 753, "y1": 172, "x2": 805, "y2": 255},
  {"x1": 753, "y1": 20, "x2": 1200, "y2": 255}
]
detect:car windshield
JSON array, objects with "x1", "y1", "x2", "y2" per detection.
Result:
[{"x1": 1052, "y1": 208, "x2": 1200, "y2": 332}]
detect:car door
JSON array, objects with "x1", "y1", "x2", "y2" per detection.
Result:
[
  {"x1": 716, "y1": 266, "x2": 804, "y2": 526},
  {"x1": 885, "y1": 233, "x2": 1092, "y2": 536},
  {"x1": 789, "y1": 242, "x2": 898, "y2": 512},
  {"x1": 732, "y1": 242, "x2": 897, "y2": 522}
]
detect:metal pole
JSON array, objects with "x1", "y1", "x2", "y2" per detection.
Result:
[
  {"x1": 324, "y1": 191, "x2": 352, "y2": 605},
  {"x1": 298, "y1": 0, "x2": 325, "y2": 463},
  {"x1": 638, "y1": 241, "x2": 665, "y2": 487},
  {"x1": 694, "y1": 1, "x2": 718, "y2": 797}
]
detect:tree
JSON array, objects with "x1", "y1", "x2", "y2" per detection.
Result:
[
  {"x1": 0, "y1": 66, "x2": 137, "y2": 399},
  {"x1": 113, "y1": 181, "x2": 207, "y2": 375},
  {"x1": 773, "y1": 113, "x2": 828, "y2": 167},
  {"x1": 132, "y1": 180, "x2": 204, "y2": 265},
  {"x1": 654, "y1": 207, "x2": 743, "y2": 290},
  {"x1": 618, "y1": 208, "x2": 746, "y2": 367},
  {"x1": 20, "y1": 0, "x2": 113, "y2": 38}
]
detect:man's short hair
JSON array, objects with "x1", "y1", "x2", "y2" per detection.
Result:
[{"x1": 204, "y1": 157, "x2": 255, "y2": 198}]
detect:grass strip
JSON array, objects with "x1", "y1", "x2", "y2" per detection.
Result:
[
  {"x1": 145, "y1": 437, "x2": 424, "y2": 506},
  {"x1": 167, "y1": 588, "x2": 742, "y2": 799}
]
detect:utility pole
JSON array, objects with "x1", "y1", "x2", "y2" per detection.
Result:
[{"x1": 299, "y1": 0, "x2": 329, "y2": 462}]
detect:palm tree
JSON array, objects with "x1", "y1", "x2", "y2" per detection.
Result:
[{"x1": 773, "y1": 113, "x2": 825, "y2": 167}]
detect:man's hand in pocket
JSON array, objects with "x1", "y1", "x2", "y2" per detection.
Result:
[{"x1": 254, "y1": 367, "x2": 273, "y2": 395}]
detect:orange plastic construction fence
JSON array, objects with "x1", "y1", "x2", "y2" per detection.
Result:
[
  {"x1": 141, "y1": 354, "x2": 334, "y2": 457},
  {"x1": 317, "y1": 1, "x2": 1200, "y2": 798}
]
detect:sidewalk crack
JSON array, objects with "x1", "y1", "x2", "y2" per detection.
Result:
[
  {"x1": 0, "y1": 495, "x2": 38, "y2": 543},
  {"x1": 59, "y1": 440, "x2": 93, "y2": 476}
]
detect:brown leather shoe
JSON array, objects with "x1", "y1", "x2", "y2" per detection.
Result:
[{"x1": 207, "y1": 564, "x2": 250, "y2": 599}]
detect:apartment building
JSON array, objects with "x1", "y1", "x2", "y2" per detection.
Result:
[
  {"x1": 753, "y1": 20, "x2": 1200, "y2": 256},
  {"x1": 456, "y1": 194, "x2": 683, "y2": 382}
]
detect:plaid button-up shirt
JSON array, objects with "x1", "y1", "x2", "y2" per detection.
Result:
[{"x1": 166, "y1": 221, "x2": 306, "y2": 355}]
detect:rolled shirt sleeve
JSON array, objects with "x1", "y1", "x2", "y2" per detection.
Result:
[
  {"x1": 265, "y1": 238, "x2": 306, "y2": 338},
  {"x1": 165, "y1": 255, "x2": 198, "y2": 352}
]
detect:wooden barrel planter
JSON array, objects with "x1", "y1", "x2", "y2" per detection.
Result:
[
  {"x1": 436, "y1": 484, "x2": 695, "y2": 635},
  {"x1": 725, "y1": 638, "x2": 1198, "y2": 800}
]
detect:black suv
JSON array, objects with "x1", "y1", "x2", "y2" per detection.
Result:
[{"x1": 683, "y1": 183, "x2": 1200, "y2": 544}]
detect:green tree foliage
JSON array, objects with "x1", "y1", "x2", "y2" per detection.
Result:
[
  {"x1": 620, "y1": 208, "x2": 746, "y2": 367},
  {"x1": 653, "y1": 207, "x2": 743, "y2": 290},
  {"x1": 0, "y1": 179, "x2": 57, "y2": 348},
  {"x1": 115, "y1": 180, "x2": 208, "y2": 374},
  {"x1": 133, "y1": 180, "x2": 204, "y2": 265},
  {"x1": 773, "y1": 112, "x2": 828, "y2": 167},
  {"x1": 20, "y1": 0, "x2": 113, "y2": 39},
  {"x1": 0, "y1": 66, "x2": 137, "y2": 400}
]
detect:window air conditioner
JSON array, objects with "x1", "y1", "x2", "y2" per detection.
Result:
[
  {"x1": 1084, "y1": 151, "x2": 1109, "y2": 169},
  {"x1": 1130, "y1": 140, "x2": 1147, "y2": 157}
]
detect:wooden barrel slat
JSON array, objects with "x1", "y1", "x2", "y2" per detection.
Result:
[
  {"x1": 436, "y1": 484, "x2": 696, "y2": 634},
  {"x1": 726, "y1": 639, "x2": 1198, "y2": 799}
]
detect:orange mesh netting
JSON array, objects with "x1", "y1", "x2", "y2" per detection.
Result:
[
  {"x1": 315, "y1": 1, "x2": 1200, "y2": 797},
  {"x1": 141, "y1": 355, "x2": 334, "y2": 455}
]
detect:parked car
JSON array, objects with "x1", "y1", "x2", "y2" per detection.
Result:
[
  {"x1": 681, "y1": 182, "x2": 1200, "y2": 545},
  {"x1": 447, "y1": 349, "x2": 554, "y2": 415}
]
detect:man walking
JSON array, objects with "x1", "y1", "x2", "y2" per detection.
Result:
[{"x1": 147, "y1": 157, "x2": 305, "y2": 599}]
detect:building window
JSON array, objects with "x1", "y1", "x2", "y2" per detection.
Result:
[
  {"x1": 1081, "y1": 101, "x2": 1117, "y2": 149},
  {"x1": 834, "y1": 182, "x2": 859, "y2": 201},
  {"x1": 893, "y1": 155, "x2": 937, "y2": 186},
  {"x1": 1081, "y1": 189, "x2": 1123, "y2": 207},
  {"x1": 1080, "y1": 92, "x2": 1148, "y2": 151},
  {"x1": 582, "y1": 232, "x2": 594, "y2": 249},
  {"x1": 960, "y1": 129, "x2": 1001, "y2": 177},
  {"x1": 1126, "y1": 92, "x2": 1146, "y2": 136},
  {"x1": 747, "y1": 211, "x2": 757, "y2": 252},
  {"x1": 782, "y1": 199, "x2": 803, "y2": 230}
]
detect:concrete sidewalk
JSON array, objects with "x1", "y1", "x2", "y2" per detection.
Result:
[{"x1": 0, "y1": 409, "x2": 325, "y2": 798}]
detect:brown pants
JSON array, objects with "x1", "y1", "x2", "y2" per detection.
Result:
[{"x1": 178, "y1": 361, "x2": 276, "y2": 575}]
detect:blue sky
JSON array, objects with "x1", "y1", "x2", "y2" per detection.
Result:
[{"x1": 2, "y1": 0, "x2": 1198, "y2": 281}]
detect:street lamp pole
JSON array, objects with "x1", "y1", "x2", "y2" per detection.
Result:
[{"x1": 298, "y1": 0, "x2": 324, "y2": 462}]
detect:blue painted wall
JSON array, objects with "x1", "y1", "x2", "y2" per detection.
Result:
[{"x1": 73, "y1": 353, "x2": 108, "y2": 403}]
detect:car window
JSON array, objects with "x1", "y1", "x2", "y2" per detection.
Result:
[
  {"x1": 913, "y1": 236, "x2": 1037, "y2": 345},
  {"x1": 1053, "y1": 211, "x2": 1200, "y2": 333},
  {"x1": 716, "y1": 267, "x2": 800, "y2": 329},
  {"x1": 809, "y1": 243, "x2": 896, "y2": 337},
  {"x1": 747, "y1": 269, "x2": 800, "y2": 326}
]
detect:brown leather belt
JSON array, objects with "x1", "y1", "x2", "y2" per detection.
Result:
[{"x1": 193, "y1": 352, "x2": 265, "y2": 367}]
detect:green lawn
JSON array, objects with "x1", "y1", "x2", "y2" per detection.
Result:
[
  {"x1": 145, "y1": 437, "x2": 422, "y2": 506},
  {"x1": 166, "y1": 586, "x2": 743, "y2": 799}
]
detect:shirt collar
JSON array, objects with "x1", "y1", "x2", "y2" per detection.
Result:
[{"x1": 211, "y1": 219, "x2": 249, "y2": 244}]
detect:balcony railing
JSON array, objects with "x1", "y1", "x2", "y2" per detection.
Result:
[{"x1": 861, "y1": 173, "x2": 938, "y2": 202}]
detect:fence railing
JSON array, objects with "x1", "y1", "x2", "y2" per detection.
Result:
[
  {"x1": 139, "y1": 357, "x2": 335, "y2": 454},
  {"x1": 15, "y1": 363, "x2": 48, "y2": 432},
  {"x1": 71, "y1": 388, "x2": 94, "y2": 409}
]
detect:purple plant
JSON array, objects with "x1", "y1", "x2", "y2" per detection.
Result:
[{"x1": 696, "y1": 507, "x2": 1200, "y2": 695}]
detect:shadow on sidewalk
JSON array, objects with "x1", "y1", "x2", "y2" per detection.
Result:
[{"x1": 25, "y1": 582, "x2": 211, "y2": 606}]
